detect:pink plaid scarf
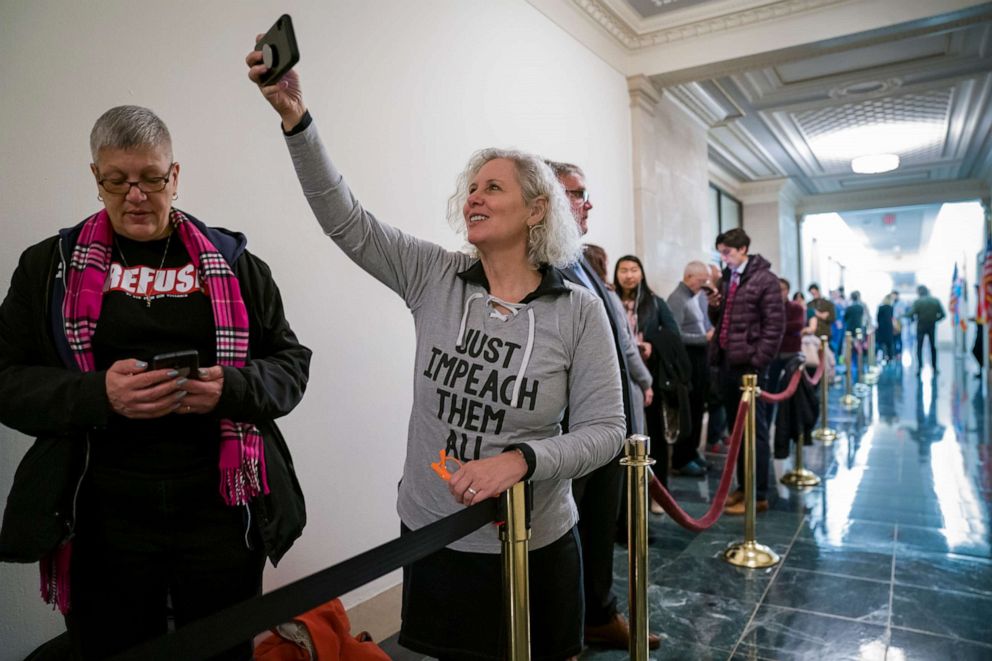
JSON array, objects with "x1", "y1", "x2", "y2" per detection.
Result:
[{"x1": 44, "y1": 208, "x2": 268, "y2": 613}]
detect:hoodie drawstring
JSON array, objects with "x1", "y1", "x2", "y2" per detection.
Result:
[{"x1": 457, "y1": 292, "x2": 535, "y2": 409}]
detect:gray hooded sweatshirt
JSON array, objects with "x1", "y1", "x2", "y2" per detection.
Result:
[{"x1": 286, "y1": 122, "x2": 625, "y2": 552}]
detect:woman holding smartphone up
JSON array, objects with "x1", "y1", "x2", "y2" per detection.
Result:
[
  {"x1": 246, "y1": 43, "x2": 624, "y2": 660},
  {"x1": 0, "y1": 105, "x2": 311, "y2": 659}
]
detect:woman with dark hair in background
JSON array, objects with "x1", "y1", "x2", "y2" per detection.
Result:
[
  {"x1": 876, "y1": 293, "x2": 895, "y2": 361},
  {"x1": 583, "y1": 243, "x2": 612, "y2": 289},
  {"x1": 613, "y1": 255, "x2": 689, "y2": 486}
]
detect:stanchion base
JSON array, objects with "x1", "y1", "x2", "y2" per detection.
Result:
[
  {"x1": 723, "y1": 540, "x2": 781, "y2": 568},
  {"x1": 811, "y1": 427, "x2": 837, "y2": 443},
  {"x1": 840, "y1": 394, "x2": 861, "y2": 410},
  {"x1": 781, "y1": 469, "x2": 821, "y2": 488}
]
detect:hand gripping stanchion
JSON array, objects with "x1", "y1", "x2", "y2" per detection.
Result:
[
  {"x1": 500, "y1": 482, "x2": 531, "y2": 661},
  {"x1": 811, "y1": 334, "x2": 838, "y2": 443},
  {"x1": 840, "y1": 331, "x2": 861, "y2": 410},
  {"x1": 723, "y1": 375, "x2": 781, "y2": 569},
  {"x1": 621, "y1": 435, "x2": 655, "y2": 661}
]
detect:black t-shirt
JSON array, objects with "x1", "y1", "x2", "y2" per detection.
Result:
[{"x1": 91, "y1": 233, "x2": 221, "y2": 476}]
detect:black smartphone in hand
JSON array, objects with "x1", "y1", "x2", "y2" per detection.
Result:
[
  {"x1": 255, "y1": 14, "x2": 300, "y2": 86},
  {"x1": 151, "y1": 350, "x2": 199, "y2": 378}
]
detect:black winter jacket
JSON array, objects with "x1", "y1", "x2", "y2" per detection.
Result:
[{"x1": 0, "y1": 212, "x2": 311, "y2": 566}]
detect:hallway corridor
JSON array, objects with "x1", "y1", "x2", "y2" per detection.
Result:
[{"x1": 586, "y1": 349, "x2": 991, "y2": 660}]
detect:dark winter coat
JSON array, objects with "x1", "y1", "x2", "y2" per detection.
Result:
[
  {"x1": 636, "y1": 295, "x2": 691, "y2": 442},
  {"x1": 0, "y1": 213, "x2": 311, "y2": 566},
  {"x1": 708, "y1": 254, "x2": 785, "y2": 370},
  {"x1": 771, "y1": 355, "x2": 819, "y2": 459}
]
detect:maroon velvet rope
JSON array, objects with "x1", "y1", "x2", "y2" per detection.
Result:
[
  {"x1": 803, "y1": 353, "x2": 825, "y2": 387},
  {"x1": 758, "y1": 367, "x2": 803, "y2": 403},
  {"x1": 648, "y1": 396, "x2": 749, "y2": 532}
]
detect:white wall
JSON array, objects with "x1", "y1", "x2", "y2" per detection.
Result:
[
  {"x1": 630, "y1": 88, "x2": 712, "y2": 298},
  {"x1": 0, "y1": 2, "x2": 633, "y2": 658}
]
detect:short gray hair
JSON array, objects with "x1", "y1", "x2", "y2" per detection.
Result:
[
  {"x1": 684, "y1": 260, "x2": 707, "y2": 278},
  {"x1": 447, "y1": 149, "x2": 581, "y2": 269},
  {"x1": 90, "y1": 105, "x2": 173, "y2": 161},
  {"x1": 544, "y1": 160, "x2": 585, "y2": 180}
]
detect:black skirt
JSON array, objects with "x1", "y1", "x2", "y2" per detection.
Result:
[{"x1": 398, "y1": 525, "x2": 583, "y2": 661}]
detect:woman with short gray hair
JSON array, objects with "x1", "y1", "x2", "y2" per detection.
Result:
[{"x1": 0, "y1": 104, "x2": 311, "y2": 659}]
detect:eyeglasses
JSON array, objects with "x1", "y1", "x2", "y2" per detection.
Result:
[
  {"x1": 565, "y1": 188, "x2": 590, "y2": 203},
  {"x1": 97, "y1": 164, "x2": 175, "y2": 195}
]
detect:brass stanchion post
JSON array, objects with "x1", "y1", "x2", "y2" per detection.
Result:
[
  {"x1": 854, "y1": 329, "x2": 871, "y2": 395},
  {"x1": 811, "y1": 334, "x2": 837, "y2": 443},
  {"x1": 724, "y1": 375, "x2": 780, "y2": 568},
  {"x1": 864, "y1": 329, "x2": 880, "y2": 384},
  {"x1": 780, "y1": 430, "x2": 820, "y2": 488},
  {"x1": 621, "y1": 435, "x2": 655, "y2": 661},
  {"x1": 500, "y1": 482, "x2": 531, "y2": 661},
  {"x1": 840, "y1": 331, "x2": 860, "y2": 410}
]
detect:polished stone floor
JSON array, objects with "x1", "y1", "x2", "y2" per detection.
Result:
[{"x1": 383, "y1": 348, "x2": 990, "y2": 660}]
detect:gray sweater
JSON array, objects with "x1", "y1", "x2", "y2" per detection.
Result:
[
  {"x1": 286, "y1": 123, "x2": 625, "y2": 552},
  {"x1": 667, "y1": 281, "x2": 709, "y2": 346}
]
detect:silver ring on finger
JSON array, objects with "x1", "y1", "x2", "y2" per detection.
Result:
[{"x1": 467, "y1": 487, "x2": 478, "y2": 496}]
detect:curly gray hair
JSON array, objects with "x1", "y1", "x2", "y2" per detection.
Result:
[
  {"x1": 90, "y1": 105, "x2": 173, "y2": 162},
  {"x1": 446, "y1": 148, "x2": 581, "y2": 269}
]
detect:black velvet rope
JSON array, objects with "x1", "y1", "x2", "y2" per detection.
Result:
[{"x1": 109, "y1": 498, "x2": 499, "y2": 661}]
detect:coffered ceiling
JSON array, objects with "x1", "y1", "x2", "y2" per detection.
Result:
[
  {"x1": 531, "y1": 0, "x2": 992, "y2": 210},
  {"x1": 665, "y1": 18, "x2": 992, "y2": 195}
]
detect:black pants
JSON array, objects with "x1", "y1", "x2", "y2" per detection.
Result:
[
  {"x1": 706, "y1": 367, "x2": 727, "y2": 443},
  {"x1": 719, "y1": 364, "x2": 771, "y2": 501},
  {"x1": 572, "y1": 459, "x2": 621, "y2": 626},
  {"x1": 673, "y1": 345, "x2": 708, "y2": 468},
  {"x1": 399, "y1": 525, "x2": 583, "y2": 661},
  {"x1": 917, "y1": 325, "x2": 938, "y2": 369},
  {"x1": 67, "y1": 466, "x2": 265, "y2": 660},
  {"x1": 644, "y1": 398, "x2": 669, "y2": 487}
]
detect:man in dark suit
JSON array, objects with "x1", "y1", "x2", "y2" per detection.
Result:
[{"x1": 547, "y1": 160, "x2": 660, "y2": 651}]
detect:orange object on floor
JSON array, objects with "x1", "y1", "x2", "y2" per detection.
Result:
[{"x1": 254, "y1": 598, "x2": 390, "y2": 661}]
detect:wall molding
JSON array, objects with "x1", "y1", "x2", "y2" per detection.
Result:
[{"x1": 573, "y1": 0, "x2": 849, "y2": 50}]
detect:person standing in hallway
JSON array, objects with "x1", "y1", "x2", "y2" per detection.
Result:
[
  {"x1": 546, "y1": 161, "x2": 661, "y2": 649},
  {"x1": 907, "y1": 285, "x2": 946, "y2": 373},
  {"x1": 706, "y1": 228, "x2": 784, "y2": 515},
  {"x1": 546, "y1": 160, "x2": 661, "y2": 651},
  {"x1": 876, "y1": 293, "x2": 896, "y2": 361},
  {"x1": 704, "y1": 263, "x2": 729, "y2": 453},
  {"x1": 844, "y1": 291, "x2": 867, "y2": 374},
  {"x1": 891, "y1": 290, "x2": 905, "y2": 356},
  {"x1": 666, "y1": 260, "x2": 714, "y2": 477},
  {"x1": 806, "y1": 283, "x2": 836, "y2": 342},
  {"x1": 613, "y1": 254, "x2": 686, "y2": 487}
]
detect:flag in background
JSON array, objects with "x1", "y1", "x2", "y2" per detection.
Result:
[
  {"x1": 950, "y1": 263, "x2": 962, "y2": 331},
  {"x1": 981, "y1": 236, "x2": 992, "y2": 326}
]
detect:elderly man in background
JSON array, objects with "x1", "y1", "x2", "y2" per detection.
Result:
[{"x1": 667, "y1": 261, "x2": 714, "y2": 476}]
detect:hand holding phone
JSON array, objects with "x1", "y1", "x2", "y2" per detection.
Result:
[
  {"x1": 151, "y1": 350, "x2": 200, "y2": 378},
  {"x1": 255, "y1": 14, "x2": 300, "y2": 86}
]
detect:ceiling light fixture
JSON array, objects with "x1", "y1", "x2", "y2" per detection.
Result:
[{"x1": 851, "y1": 153, "x2": 900, "y2": 174}]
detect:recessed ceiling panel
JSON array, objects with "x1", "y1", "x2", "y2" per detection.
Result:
[
  {"x1": 773, "y1": 34, "x2": 949, "y2": 84},
  {"x1": 793, "y1": 89, "x2": 952, "y2": 170}
]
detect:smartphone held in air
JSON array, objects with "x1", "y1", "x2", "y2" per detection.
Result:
[
  {"x1": 151, "y1": 350, "x2": 199, "y2": 378},
  {"x1": 255, "y1": 14, "x2": 300, "y2": 86}
]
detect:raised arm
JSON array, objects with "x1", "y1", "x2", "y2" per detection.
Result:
[{"x1": 245, "y1": 45, "x2": 451, "y2": 310}]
